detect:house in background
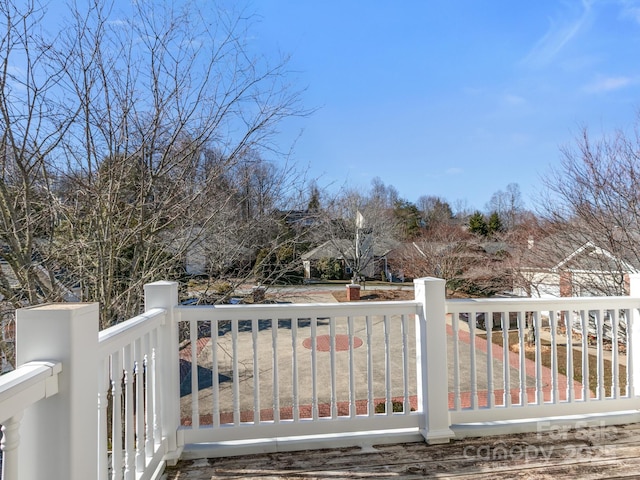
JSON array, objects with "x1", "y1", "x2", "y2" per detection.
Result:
[
  {"x1": 301, "y1": 239, "x2": 399, "y2": 281},
  {"x1": 517, "y1": 236, "x2": 640, "y2": 298}
]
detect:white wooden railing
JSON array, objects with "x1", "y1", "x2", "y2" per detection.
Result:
[
  {"x1": 0, "y1": 361, "x2": 61, "y2": 479},
  {"x1": 97, "y1": 307, "x2": 168, "y2": 479},
  {"x1": 2, "y1": 276, "x2": 640, "y2": 479},
  {"x1": 176, "y1": 300, "x2": 422, "y2": 444},
  {"x1": 446, "y1": 295, "x2": 640, "y2": 430}
]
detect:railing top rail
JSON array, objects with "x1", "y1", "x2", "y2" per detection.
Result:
[
  {"x1": 98, "y1": 307, "x2": 166, "y2": 357},
  {"x1": 176, "y1": 299, "x2": 421, "y2": 321},
  {"x1": 446, "y1": 295, "x2": 640, "y2": 313},
  {"x1": 0, "y1": 360, "x2": 62, "y2": 423}
]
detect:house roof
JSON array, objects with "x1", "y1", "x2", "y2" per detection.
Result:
[
  {"x1": 301, "y1": 239, "x2": 398, "y2": 261},
  {"x1": 523, "y1": 234, "x2": 640, "y2": 273}
]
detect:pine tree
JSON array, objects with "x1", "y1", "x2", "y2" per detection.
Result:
[
  {"x1": 468, "y1": 211, "x2": 488, "y2": 237},
  {"x1": 487, "y1": 211, "x2": 503, "y2": 235}
]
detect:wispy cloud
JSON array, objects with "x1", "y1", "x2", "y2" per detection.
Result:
[
  {"x1": 583, "y1": 75, "x2": 634, "y2": 93},
  {"x1": 425, "y1": 167, "x2": 464, "y2": 180},
  {"x1": 521, "y1": 0, "x2": 593, "y2": 68},
  {"x1": 619, "y1": 0, "x2": 640, "y2": 23},
  {"x1": 503, "y1": 93, "x2": 526, "y2": 107}
]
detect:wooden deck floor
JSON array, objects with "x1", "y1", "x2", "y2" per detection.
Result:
[{"x1": 164, "y1": 422, "x2": 640, "y2": 479}]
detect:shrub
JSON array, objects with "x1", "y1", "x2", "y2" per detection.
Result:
[
  {"x1": 316, "y1": 257, "x2": 343, "y2": 280},
  {"x1": 374, "y1": 400, "x2": 413, "y2": 413}
]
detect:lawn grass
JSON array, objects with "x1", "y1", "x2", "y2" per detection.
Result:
[{"x1": 484, "y1": 330, "x2": 627, "y2": 398}]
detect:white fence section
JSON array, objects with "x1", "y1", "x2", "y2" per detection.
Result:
[
  {"x1": 176, "y1": 300, "x2": 422, "y2": 445},
  {"x1": 446, "y1": 296, "x2": 640, "y2": 428},
  {"x1": 97, "y1": 307, "x2": 168, "y2": 480},
  {"x1": 2, "y1": 276, "x2": 640, "y2": 478},
  {"x1": 0, "y1": 361, "x2": 61, "y2": 479},
  {"x1": 91, "y1": 281, "x2": 182, "y2": 480}
]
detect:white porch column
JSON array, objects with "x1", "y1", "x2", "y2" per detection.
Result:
[
  {"x1": 144, "y1": 281, "x2": 180, "y2": 456},
  {"x1": 414, "y1": 277, "x2": 454, "y2": 444},
  {"x1": 628, "y1": 274, "x2": 640, "y2": 397},
  {"x1": 16, "y1": 303, "x2": 99, "y2": 480}
]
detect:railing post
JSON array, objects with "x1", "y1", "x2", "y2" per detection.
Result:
[
  {"x1": 16, "y1": 303, "x2": 99, "y2": 480},
  {"x1": 144, "y1": 281, "x2": 181, "y2": 457},
  {"x1": 414, "y1": 277, "x2": 454, "y2": 444},
  {"x1": 628, "y1": 274, "x2": 640, "y2": 397}
]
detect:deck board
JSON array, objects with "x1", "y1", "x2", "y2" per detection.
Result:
[{"x1": 164, "y1": 422, "x2": 640, "y2": 479}]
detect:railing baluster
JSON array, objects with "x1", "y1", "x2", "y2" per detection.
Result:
[
  {"x1": 272, "y1": 318, "x2": 280, "y2": 423},
  {"x1": 534, "y1": 311, "x2": 542, "y2": 405},
  {"x1": 469, "y1": 311, "x2": 478, "y2": 409},
  {"x1": 189, "y1": 319, "x2": 199, "y2": 428},
  {"x1": 502, "y1": 312, "x2": 511, "y2": 407},
  {"x1": 348, "y1": 315, "x2": 356, "y2": 418},
  {"x1": 486, "y1": 311, "x2": 494, "y2": 408},
  {"x1": 550, "y1": 310, "x2": 558, "y2": 404},
  {"x1": 518, "y1": 311, "x2": 526, "y2": 405},
  {"x1": 452, "y1": 312, "x2": 460, "y2": 410},
  {"x1": 151, "y1": 328, "x2": 162, "y2": 445},
  {"x1": 143, "y1": 333, "x2": 155, "y2": 461},
  {"x1": 211, "y1": 319, "x2": 220, "y2": 427},
  {"x1": 124, "y1": 344, "x2": 135, "y2": 480},
  {"x1": 134, "y1": 337, "x2": 145, "y2": 473},
  {"x1": 97, "y1": 357, "x2": 110, "y2": 480},
  {"x1": 581, "y1": 310, "x2": 590, "y2": 401},
  {"x1": 1, "y1": 412, "x2": 23, "y2": 480},
  {"x1": 626, "y1": 308, "x2": 632, "y2": 397},
  {"x1": 291, "y1": 317, "x2": 299, "y2": 422},
  {"x1": 111, "y1": 351, "x2": 123, "y2": 480},
  {"x1": 232, "y1": 319, "x2": 240, "y2": 425},
  {"x1": 566, "y1": 311, "x2": 575, "y2": 403},
  {"x1": 251, "y1": 317, "x2": 260, "y2": 424},
  {"x1": 311, "y1": 316, "x2": 318, "y2": 420},
  {"x1": 611, "y1": 309, "x2": 620, "y2": 399},
  {"x1": 402, "y1": 314, "x2": 410, "y2": 414},
  {"x1": 384, "y1": 314, "x2": 392, "y2": 414},
  {"x1": 330, "y1": 316, "x2": 337, "y2": 418},
  {"x1": 596, "y1": 309, "x2": 605, "y2": 399},
  {"x1": 366, "y1": 315, "x2": 374, "y2": 415}
]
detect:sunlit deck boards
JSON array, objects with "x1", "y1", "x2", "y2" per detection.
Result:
[{"x1": 165, "y1": 422, "x2": 640, "y2": 479}]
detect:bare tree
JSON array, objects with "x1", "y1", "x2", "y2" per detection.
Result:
[
  {"x1": 416, "y1": 195, "x2": 453, "y2": 230},
  {"x1": 0, "y1": 0, "x2": 89, "y2": 368},
  {"x1": 0, "y1": 0, "x2": 308, "y2": 337},
  {"x1": 486, "y1": 183, "x2": 524, "y2": 230},
  {"x1": 539, "y1": 123, "x2": 640, "y2": 296},
  {"x1": 0, "y1": 1, "x2": 78, "y2": 306},
  {"x1": 392, "y1": 225, "x2": 508, "y2": 296}
]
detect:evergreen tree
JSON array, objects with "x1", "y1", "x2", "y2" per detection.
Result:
[
  {"x1": 487, "y1": 211, "x2": 503, "y2": 235},
  {"x1": 468, "y1": 211, "x2": 488, "y2": 236},
  {"x1": 393, "y1": 200, "x2": 421, "y2": 239},
  {"x1": 307, "y1": 184, "x2": 321, "y2": 211}
]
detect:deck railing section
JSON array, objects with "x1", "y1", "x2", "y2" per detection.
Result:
[
  {"x1": 446, "y1": 295, "x2": 640, "y2": 424},
  {"x1": 175, "y1": 300, "x2": 423, "y2": 444},
  {"x1": 97, "y1": 307, "x2": 167, "y2": 480}
]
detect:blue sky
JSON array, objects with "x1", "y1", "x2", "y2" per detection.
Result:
[{"x1": 250, "y1": 0, "x2": 640, "y2": 211}]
